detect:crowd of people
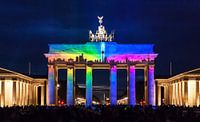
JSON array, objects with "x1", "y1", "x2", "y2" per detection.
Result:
[{"x1": 0, "y1": 105, "x2": 200, "y2": 122}]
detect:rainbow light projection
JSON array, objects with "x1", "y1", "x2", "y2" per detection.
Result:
[
  {"x1": 129, "y1": 65, "x2": 136, "y2": 106},
  {"x1": 110, "y1": 65, "x2": 117, "y2": 105},
  {"x1": 67, "y1": 68, "x2": 74, "y2": 105},
  {"x1": 148, "y1": 65, "x2": 155, "y2": 105},
  {"x1": 47, "y1": 42, "x2": 157, "y2": 63},
  {"x1": 48, "y1": 66, "x2": 55, "y2": 105},
  {"x1": 86, "y1": 66, "x2": 92, "y2": 107}
]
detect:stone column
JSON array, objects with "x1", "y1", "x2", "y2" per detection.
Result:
[
  {"x1": 178, "y1": 81, "x2": 182, "y2": 105},
  {"x1": 15, "y1": 81, "x2": 19, "y2": 105},
  {"x1": 18, "y1": 79, "x2": 22, "y2": 106},
  {"x1": 4, "y1": 78, "x2": 13, "y2": 106},
  {"x1": 19, "y1": 81, "x2": 22, "y2": 105},
  {"x1": 13, "y1": 81, "x2": 16, "y2": 105},
  {"x1": 184, "y1": 82, "x2": 188, "y2": 106},
  {"x1": 73, "y1": 68, "x2": 76, "y2": 105},
  {"x1": 28, "y1": 83, "x2": 31, "y2": 105},
  {"x1": 31, "y1": 84, "x2": 35, "y2": 105},
  {"x1": 172, "y1": 83, "x2": 175, "y2": 105},
  {"x1": 164, "y1": 86, "x2": 168, "y2": 104},
  {"x1": 67, "y1": 67, "x2": 74, "y2": 105},
  {"x1": 23, "y1": 82, "x2": 26, "y2": 106},
  {"x1": 26, "y1": 82, "x2": 28, "y2": 105},
  {"x1": 0, "y1": 80, "x2": 1, "y2": 106},
  {"x1": 86, "y1": 66, "x2": 92, "y2": 107},
  {"x1": 128, "y1": 65, "x2": 136, "y2": 106},
  {"x1": 144, "y1": 67, "x2": 148, "y2": 104},
  {"x1": 36, "y1": 86, "x2": 38, "y2": 105},
  {"x1": 170, "y1": 84, "x2": 173, "y2": 104},
  {"x1": 32, "y1": 85, "x2": 35, "y2": 105},
  {"x1": 41, "y1": 85, "x2": 45, "y2": 105},
  {"x1": 1, "y1": 81, "x2": 4, "y2": 107},
  {"x1": 181, "y1": 81, "x2": 184, "y2": 105},
  {"x1": 196, "y1": 81, "x2": 199, "y2": 106},
  {"x1": 148, "y1": 65, "x2": 155, "y2": 105},
  {"x1": 55, "y1": 68, "x2": 58, "y2": 105},
  {"x1": 176, "y1": 82, "x2": 179, "y2": 105},
  {"x1": 110, "y1": 65, "x2": 117, "y2": 105},
  {"x1": 157, "y1": 85, "x2": 161, "y2": 106},
  {"x1": 47, "y1": 65, "x2": 55, "y2": 105}
]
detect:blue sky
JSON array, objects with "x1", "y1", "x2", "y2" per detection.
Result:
[{"x1": 0, "y1": 0, "x2": 200, "y2": 76}]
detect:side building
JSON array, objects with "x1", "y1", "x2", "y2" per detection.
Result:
[
  {"x1": 156, "y1": 68, "x2": 200, "y2": 107},
  {"x1": 0, "y1": 67, "x2": 47, "y2": 107}
]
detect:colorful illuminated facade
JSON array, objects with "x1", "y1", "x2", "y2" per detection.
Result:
[
  {"x1": 45, "y1": 16, "x2": 158, "y2": 106},
  {"x1": 156, "y1": 68, "x2": 200, "y2": 107},
  {"x1": 0, "y1": 67, "x2": 47, "y2": 107}
]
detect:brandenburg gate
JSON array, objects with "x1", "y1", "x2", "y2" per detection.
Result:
[{"x1": 45, "y1": 16, "x2": 158, "y2": 106}]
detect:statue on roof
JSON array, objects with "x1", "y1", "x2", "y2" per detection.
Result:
[{"x1": 89, "y1": 16, "x2": 114, "y2": 42}]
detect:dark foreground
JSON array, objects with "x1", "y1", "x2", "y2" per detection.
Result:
[{"x1": 0, "y1": 105, "x2": 200, "y2": 122}]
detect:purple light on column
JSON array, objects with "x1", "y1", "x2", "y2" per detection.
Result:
[
  {"x1": 148, "y1": 65, "x2": 155, "y2": 105},
  {"x1": 48, "y1": 65, "x2": 55, "y2": 105},
  {"x1": 110, "y1": 65, "x2": 117, "y2": 105},
  {"x1": 129, "y1": 65, "x2": 136, "y2": 106}
]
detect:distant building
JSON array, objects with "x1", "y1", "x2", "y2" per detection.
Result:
[
  {"x1": 0, "y1": 67, "x2": 47, "y2": 107},
  {"x1": 156, "y1": 68, "x2": 200, "y2": 107}
]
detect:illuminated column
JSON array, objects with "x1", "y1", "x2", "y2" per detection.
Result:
[
  {"x1": 23, "y1": 82, "x2": 26, "y2": 106},
  {"x1": 110, "y1": 65, "x2": 117, "y2": 105},
  {"x1": 176, "y1": 82, "x2": 179, "y2": 105},
  {"x1": 47, "y1": 65, "x2": 55, "y2": 105},
  {"x1": 170, "y1": 84, "x2": 173, "y2": 104},
  {"x1": 172, "y1": 83, "x2": 175, "y2": 105},
  {"x1": 4, "y1": 78, "x2": 13, "y2": 106},
  {"x1": 178, "y1": 81, "x2": 182, "y2": 105},
  {"x1": 41, "y1": 86, "x2": 45, "y2": 105},
  {"x1": 32, "y1": 85, "x2": 35, "y2": 105},
  {"x1": 28, "y1": 83, "x2": 31, "y2": 105},
  {"x1": 144, "y1": 67, "x2": 148, "y2": 104},
  {"x1": 15, "y1": 81, "x2": 19, "y2": 105},
  {"x1": 181, "y1": 81, "x2": 185, "y2": 105},
  {"x1": 1, "y1": 81, "x2": 5, "y2": 107},
  {"x1": 157, "y1": 85, "x2": 161, "y2": 106},
  {"x1": 23, "y1": 82, "x2": 26, "y2": 105},
  {"x1": 128, "y1": 65, "x2": 136, "y2": 106},
  {"x1": 67, "y1": 67, "x2": 74, "y2": 105},
  {"x1": 188, "y1": 79, "x2": 196, "y2": 106},
  {"x1": 26, "y1": 83, "x2": 28, "y2": 105},
  {"x1": 13, "y1": 81, "x2": 16, "y2": 105},
  {"x1": 31, "y1": 85, "x2": 33, "y2": 105},
  {"x1": 0, "y1": 80, "x2": 1, "y2": 106},
  {"x1": 196, "y1": 81, "x2": 199, "y2": 106},
  {"x1": 73, "y1": 68, "x2": 76, "y2": 105},
  {"x1": 148, "y1": 65, "x2": 155, "y2": 105},
  {"x1": 19, "y1": 81, "x2": 21, "y2": 105},
  {"x1": 164, "y1": 86, "x2": 168, "y2": 104},
  {"x1": 86, "y1": 66, "x2": 92, "y2": 107},
  {"x1": 184, "y1": 82, "x2": 188, "y2": 106},
  {"x1": 36, "y1": 86, "x2": 38, "y2": 105},
  {"x1": 168, "y1": 85, "x2": 171, "y2": 104},
  {"x1": 55, "y1": 68, "x2": 58, "y2": 105},
  {"x1": 20, "y1": 81, "x2": 23, "y2": 105}
]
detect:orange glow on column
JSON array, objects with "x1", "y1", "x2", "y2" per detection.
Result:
[
  {"x1": 0, "y1": 81, "x2": 1, "y2": 94},
  {"x1": 4, "y1": 80, "x2": 13, "y2": 107},
  {"x1": 188, "y1": 80, "x2": 196, "y2": 107}
]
